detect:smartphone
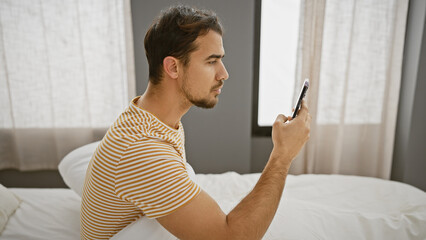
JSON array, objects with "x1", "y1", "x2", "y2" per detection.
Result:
[{"x1": 291, "y1": 79, "x2": 309, "y2": 119}]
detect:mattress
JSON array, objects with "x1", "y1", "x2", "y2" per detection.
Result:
[{"x1": 1, "y1": 172, "x2": 426, "y2": 240}]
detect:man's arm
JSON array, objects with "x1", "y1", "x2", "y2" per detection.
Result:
[{"x1": 157, "y1": 101, "x2": 311, "y2": 240}]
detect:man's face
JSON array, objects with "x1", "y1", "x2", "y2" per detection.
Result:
[{"x1": 179, "y1": 30, "x2": 229, "y2": 109}]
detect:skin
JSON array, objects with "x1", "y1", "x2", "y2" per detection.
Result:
[
  {"x1": 137, "y1": 30, "x2": 311, "y2": 240},
  {"x1": 137, "y1": 30, "x2": 228, "y2": 129}
]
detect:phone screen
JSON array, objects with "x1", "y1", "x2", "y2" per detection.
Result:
[{"x1": 292, "y1": 79, "x2": 309, "y2": 118}]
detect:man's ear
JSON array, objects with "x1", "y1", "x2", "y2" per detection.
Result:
[{"x1": 163, "y1": 56, "x2": 179, "y2": 79}]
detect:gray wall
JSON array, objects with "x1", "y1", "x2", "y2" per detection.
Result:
[
  {"x1": 130, "y1": 0, "x2": 255, "y2": 174},
  {"x1": 391, "y1": 0, "x2": 426, "y2": 191}
]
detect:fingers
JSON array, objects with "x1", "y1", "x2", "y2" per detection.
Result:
[
  {"x1": 275, "y1": 114, "x2": 289, "y2": 124},
  {"x1": 276, "y1": 100, "x2": 310, "y2": 125},
  {"x1": 301, "y1": 101, "x2": 311, "y2": 137},
  {"x1": 296, "y1": 100, "x2": 311, "y2": 132},
  {"x1": 297, "y1": 100, "x2": 309, "y2": 119},
  {"x1": 300, "y1": 100, "x2": 309, "y2": 113},
  {"x1": 306, "y1": 113, "x2": 312, "y2": 126}
]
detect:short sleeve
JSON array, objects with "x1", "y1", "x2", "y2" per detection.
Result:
[{"x1": 114, "y1": 139, "x2": 201, "y2": 219}]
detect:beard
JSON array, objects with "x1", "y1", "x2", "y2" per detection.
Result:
[{"x1": 181, "y1": 77, "x2": 223, "y2": 109}]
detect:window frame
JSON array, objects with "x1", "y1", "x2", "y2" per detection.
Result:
[{"x1": 251, "y1": 0, "x2": 272, "y2": 136}]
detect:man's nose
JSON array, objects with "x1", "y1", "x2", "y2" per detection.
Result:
[{"x1": 217, "y1": 62, "x2": 229, "y2": 81}]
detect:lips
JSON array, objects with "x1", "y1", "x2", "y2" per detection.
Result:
[
  {"x1": 212, "y1": 84, "x2": 223, "y2": 93},
  {"x1": 213, "y1": 86, "x2": 223, "y2": 94}
]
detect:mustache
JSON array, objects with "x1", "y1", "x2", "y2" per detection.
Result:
[{"x1": 212, "y1": 80, "x2": 224, "y2": 90}]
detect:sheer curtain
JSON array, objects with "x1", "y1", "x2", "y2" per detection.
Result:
[
  {"x1": 0, "y1": 0, "x2": 135, "y2": 170},
  {"x1": 290, "y1": 0, "x2": 409, "y2": 179}
]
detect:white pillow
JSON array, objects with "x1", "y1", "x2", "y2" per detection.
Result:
[
  {"x1": 58, "y1": 141, "x2": 198, "y2": 198},
  {"x1": 0, "y1": 184, "x2": 21, "y2": 233},
  {"x1": 58, "y1": 141, "x2": 100, "y2": 197}
]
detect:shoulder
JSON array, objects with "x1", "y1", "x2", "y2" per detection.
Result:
[
  {"x1": 113, "y1": 138, "x2": 200, "y2": 218},
  {"x1": 115, "y1": 137, "x2": 184, "y2": 177},
  {"x1": 121, "y1": 137, "x2": 181, "y2": 161}
]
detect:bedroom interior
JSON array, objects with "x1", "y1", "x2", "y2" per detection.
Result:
[
  {"x1": 0, "y1": 0, "x2": 425, "y2": 239},
  {"x1": 0, "y1": 0, "x2": 425, "y2": 192}
]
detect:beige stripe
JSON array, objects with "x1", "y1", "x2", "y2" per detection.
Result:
[{"x1": 117, "y1": 170, "x2": 185, "y2": 198}]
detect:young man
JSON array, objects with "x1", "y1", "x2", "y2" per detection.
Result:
[{"x1": 81, "y1": 5, "x2": 311, "y2": 240}]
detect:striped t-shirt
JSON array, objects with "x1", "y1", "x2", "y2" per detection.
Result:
[{"x1": 81, "y1": 96, "x2": 201, "y2": 240}]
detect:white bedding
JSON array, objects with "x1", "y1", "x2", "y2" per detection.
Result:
[
  {"x1": 197, "y1": 173, "x2": 426, "y2": 240},
  {"x1": 0, "y1": 188, "x2": 81, "y2": 240},
  {"x1": 1, "y1": 173, "x2": 426, "y2": 240}
]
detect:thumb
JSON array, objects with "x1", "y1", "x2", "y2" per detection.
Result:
[{"x1": 275, "y1": 114, "x2": 289, "y2": 124}]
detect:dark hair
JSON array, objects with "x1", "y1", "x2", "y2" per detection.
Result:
[{"x1": 144, "y1": 5, "x2": 223, "y2": 84}]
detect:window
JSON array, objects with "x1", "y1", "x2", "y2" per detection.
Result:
[
  {"x1": 0, "y1": 0, "x2": 134, "y2": 170},
  {"x1": 252, "y1": 0, "x2": 301, "y2": 136}
]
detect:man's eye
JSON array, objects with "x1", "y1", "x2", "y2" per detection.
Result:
[{"x1": 208, "y1": 61, "x2": 217, "y2": 64}]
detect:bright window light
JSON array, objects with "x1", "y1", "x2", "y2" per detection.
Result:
[{"x1": 257, "y1": 0, "x2": 300, "y2": 126}]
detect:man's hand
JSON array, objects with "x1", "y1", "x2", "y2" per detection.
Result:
[
  {"x1": 271, "y1": 100, "x2": 311, "y2": 165},
  {"x1": 156, "y1": 100, "x2": 311, "y2": 240}
]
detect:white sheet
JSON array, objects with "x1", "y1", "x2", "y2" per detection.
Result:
[
  {"x1": 196, "y1": 173, "x2": 426, "y2": 240},
  {"x1": 0, "y1": 188, "x2": 81, "y2": 240},
  {"x1": 1, "y1": 173, "x2": 426, "y2": 240}
]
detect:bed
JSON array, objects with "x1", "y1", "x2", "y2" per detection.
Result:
[{"x1": 1, "y1": 142, "x2": 426, "y2": 240}]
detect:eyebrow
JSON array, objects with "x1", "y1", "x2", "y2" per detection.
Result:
[{"x1": 205, "y1": 54, "x2": 225, "y2": 61}]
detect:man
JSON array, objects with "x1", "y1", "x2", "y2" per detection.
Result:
[{"x1": 81, "y1": 5, "x2": 311, "y2": 240}]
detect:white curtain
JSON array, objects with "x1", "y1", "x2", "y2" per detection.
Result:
[
  {"x1": 290, "y1": 0, "x2": 409, "y2": 179},
  {"x1": 0, "y1": 0, "x2": 135, "y2": 170}
]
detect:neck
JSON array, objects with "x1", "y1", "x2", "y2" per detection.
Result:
[{"x1": 136, "y1": 81, "x2": 191, "y2": 129}]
